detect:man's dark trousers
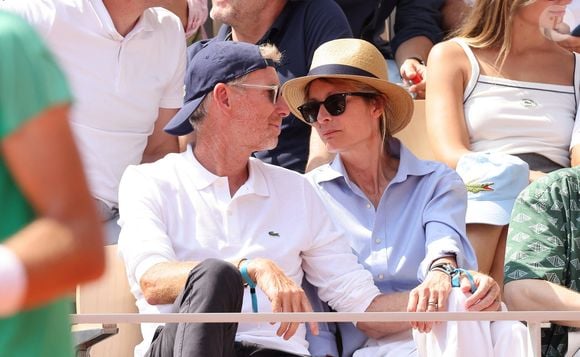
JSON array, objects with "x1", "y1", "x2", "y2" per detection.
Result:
[{"x1": 145, "y1": 259, "x2": 305, "y2": 357}]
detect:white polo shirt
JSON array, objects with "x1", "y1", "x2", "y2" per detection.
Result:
[
  {"x1": 118, "y1": 147, "x2": 380, "y2": 356},
  {"x1": 1, "y1": 0, "x2": 186, "y2": 207}
]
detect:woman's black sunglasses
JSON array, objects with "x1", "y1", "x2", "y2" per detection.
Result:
[{"x1": 298, "y1": 92, "x2": 377, "y2": 124}]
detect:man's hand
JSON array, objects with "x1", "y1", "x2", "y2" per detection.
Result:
[
  {"x1": 400, "y1": 59, "x2": 427, "y2": 99},
  {"x1": 407, "y1": 270, "x2": 453, "y2": 333},
  {"x1": 461, "y1": 271, "x2": 501, "y2": 312},
  {"x1": 247, "y1": 258, "x2": 319, "y2": 339}
]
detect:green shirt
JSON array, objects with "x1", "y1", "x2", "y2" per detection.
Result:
[
  {"x1": 505, "y1": 167, "x2": 580, "y2": 357},
  {"x1": 0, "y1": 11, "x2": 73, "y2": 356}
]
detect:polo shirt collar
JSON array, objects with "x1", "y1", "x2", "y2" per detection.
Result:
[
  {"x1": 184, "y1": 147, "x2": 269, "y2": 197},
  {"x1": 90, "y1": 0, "x2": 154, "y2": 40},
  {"x1": 245, "y1": 158, "x2": 270, "y2": 197}
]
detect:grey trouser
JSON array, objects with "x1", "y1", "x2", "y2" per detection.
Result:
[{"x1": 94, "y1": 199, "x2": 120, "y2": 245}]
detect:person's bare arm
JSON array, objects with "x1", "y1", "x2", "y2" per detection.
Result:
[
  {"x1": 2, "y1": 104, "x2": 104, "y2": 309},
  {"x1": 505, "y1": 279, "x2": 580, "y2": 328},
  {"x1": 529, "y1": 170, "x2": 547, "y2": 182},
  {"x1": 395, "y1": 36, "x2": 433, "y2": 99},
  {"x1": 425, "y1": 41, "x2": 472, "y2": 168},
  {"x1": 142, "y1": 108, "x2": 180, "y2": 163},
  {"x1": 571, "y1": 144, "x2": 580, "y2": 167},
  {"x1": 139, "y1": 261, "x2": 199, "y2": 305},
  {"x1": 357, "y1": 292, "x2": 412, "y2": 339}
]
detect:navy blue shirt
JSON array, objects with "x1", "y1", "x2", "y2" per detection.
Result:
[
  {"x1": 336, "y1": 0, "x2": 444, "y2": 58},
  {"x1": 211, "y1": 0, "x2": 352, "y2": 173}
]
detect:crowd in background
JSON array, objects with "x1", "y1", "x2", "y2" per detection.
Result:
[{"x1": 1, "y1": 0, "x2": 580, "y2": 356}]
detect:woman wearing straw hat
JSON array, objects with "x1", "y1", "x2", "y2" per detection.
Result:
[{"x1": 282, "y1": 39, "x2": 529, "y2": 357}]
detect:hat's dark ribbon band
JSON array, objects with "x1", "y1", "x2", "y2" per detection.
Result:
[{"x1": 307, "y1": 64, "x2": 378, "y2": 78}]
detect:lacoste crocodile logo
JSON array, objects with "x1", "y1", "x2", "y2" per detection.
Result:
[
  {"x1": 268, "y1": 231, "x2": 280, "y2": 238},
  {"x1": 465, "y1": 182, "x2": 494, "y2": 194}
]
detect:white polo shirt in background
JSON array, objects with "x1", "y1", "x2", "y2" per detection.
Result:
[
  {"x1": 118, "y1": 146, "x2": 381, "y2": 357},
  {"x1": 1, "y1": 0, "x2": 186, "y2": 208}
]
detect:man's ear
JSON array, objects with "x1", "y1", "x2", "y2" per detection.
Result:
[{"x1": 213, "y1": 83, "x2": 232, "y2": 112}]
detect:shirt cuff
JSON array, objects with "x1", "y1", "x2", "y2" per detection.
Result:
[
  {"x1": 0, "y1": 245, "x2": 27, "y2": 316},
  {"x1": 420, "y1": 238, "x2": 466, "y2": 281}
]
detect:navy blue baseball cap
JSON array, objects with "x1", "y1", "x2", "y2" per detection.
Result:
[{"x1": 164, "y1": 40, "x2": 277, "y2": 136}]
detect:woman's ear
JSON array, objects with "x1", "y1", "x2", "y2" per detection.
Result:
[{"x1": 370, "y1": 95, "x2": 386, "y2": 118}]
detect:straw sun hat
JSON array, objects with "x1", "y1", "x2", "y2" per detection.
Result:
[{"x1": 282, "y1": 38, "x2": 414, "y2": 134}]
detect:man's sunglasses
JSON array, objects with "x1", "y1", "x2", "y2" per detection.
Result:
[
  {"x1": 231, "y1": 83, "x2": 281, "y2": 104},
  {"x1": 298, "y1": 92, "x2": 377, "y2": 124}
]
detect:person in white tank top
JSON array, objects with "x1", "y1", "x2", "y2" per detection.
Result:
[{"x1": 425, "y1": 0, "x2": 577, "y2": 287}]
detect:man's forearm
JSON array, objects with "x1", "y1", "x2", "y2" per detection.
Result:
[
  {"x1": 357, "y1": 292, "x2": 411, "y2": 339},
  {"x1": 141, "y1": 258, "x2": 246, "y2": 305},
  {"x1": 140, "y1": 261, "x2": 198, "y2": 305},
  {"x1": 394, "y1": 36, "x2": 433, "y2": 68},
  {"x1": 505, "y1": 279, "x2": 580, "y2": 328}
]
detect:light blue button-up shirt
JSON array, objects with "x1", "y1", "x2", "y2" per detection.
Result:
[{"x1": 305, "y1": 139, "x2": 477, "y2": 356}]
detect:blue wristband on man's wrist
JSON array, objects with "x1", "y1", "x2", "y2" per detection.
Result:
[{"x1": 239, "y1": 259, "x2": 258, "y2": 313}]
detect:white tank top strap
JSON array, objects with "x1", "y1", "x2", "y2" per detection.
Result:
[
  {"x1": 450, "y1": 38, "x2": 480, "y2": 103},
  {"x1": 573, "y1": 52, "x2": 580, "y2": 112}
]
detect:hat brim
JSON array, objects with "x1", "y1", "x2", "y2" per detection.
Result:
[
  {"x1": 164, "y1": 95, "x2": 206, "y2": 136},
  {"x1": 281, "y1": 74, "x2": 414, "y2": 134},
  {"x1": 465, "y1": 199, "x2": 516, "y2": 226}
]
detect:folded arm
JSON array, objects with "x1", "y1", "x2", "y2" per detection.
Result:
[
  {"x1": 140, "y1": 257, "x2": 316, "y2": 340},
  {"x1": 357, "y1": 292, "x2": 411, "y2": 340}
]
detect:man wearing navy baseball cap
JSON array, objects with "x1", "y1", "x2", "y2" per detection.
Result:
[
  {"x1": 164, "y1": 40, "x2": 282, "y2": 136},
  {"x1": 118, "y1": 40, "x2": 385, "y2": 357}
]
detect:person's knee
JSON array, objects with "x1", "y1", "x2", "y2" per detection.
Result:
[
  {"x1": 193, "y1": 259, "x2": 244, "y2": 299},
  {"x1": 199, "y1": 258, "x2": 241, "y2": 281}
]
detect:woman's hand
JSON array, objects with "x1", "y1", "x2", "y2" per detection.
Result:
[
  {"x1": 248, "y1": 258, "x2": 318, "y2": 339},
  {"x1": 407, "y1": 270, "x2": 453, "y2": 333},
  {"x1": 462, "y1": 271, "x2": 501, "y2": 312}
]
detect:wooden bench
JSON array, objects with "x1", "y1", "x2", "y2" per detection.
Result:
[
  {"x1": 74, "y1": 245, "x2": 141, "y2": 356},
  {"x1": 394, "y1": 99, "x2": 435, "y2": 161}
]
